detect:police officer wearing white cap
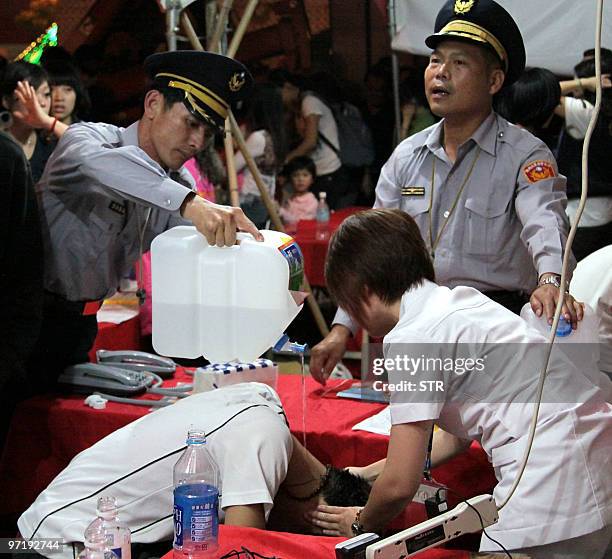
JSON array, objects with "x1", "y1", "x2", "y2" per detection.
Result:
[
  {"x1": 30, "y1": 51, "x2": 261, "y2": 387},
  {"x1": 311, "y1": 0, "x2": 583, "y2": 385}
]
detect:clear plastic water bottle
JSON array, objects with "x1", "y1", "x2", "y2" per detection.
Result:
[
  {"x1": 173, "y1": 429, "x2": 220, "y2": 559},
  {"x1": 85, "y1": 496, "x2": 131, "y2": 559},
  {"x1": 78, "y1": 523, "x2": 120, "y2": 559},
  {"x1": 315, "y1": 191, "x2": 331, "y2": 241}
]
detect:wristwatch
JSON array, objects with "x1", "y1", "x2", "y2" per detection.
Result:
[
  {"x1": 538, "y1": 274, "x2": 561, "y2": 289},
  {"x1": 351, "y1": 509, "x2": 365, "y2": 536}
]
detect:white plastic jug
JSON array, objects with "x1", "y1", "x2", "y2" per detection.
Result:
[{"x1": 151, "y1": 228, "x2": 305, "y2": 363}]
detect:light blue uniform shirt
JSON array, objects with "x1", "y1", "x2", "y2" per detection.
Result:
[
  {"x1": 335, "y1": 112, "x2": 574, "y2": 331},
  {"x1": 37, "y1": 121, "x2": 194, "y2": 301}
]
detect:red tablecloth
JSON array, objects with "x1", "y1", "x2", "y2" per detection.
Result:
[
  {"x1": 0, "y1": 374, "x2": 495, "y2": 543},
  {"x1": 159, "y1": 524, "x2": 471, "y2": 559},
  {"x1": 88, "y1": 316, "x2": 142, "y2": 361},
  {"x1": 292, "y1": 207, "x2": 368, "y2": 287}
]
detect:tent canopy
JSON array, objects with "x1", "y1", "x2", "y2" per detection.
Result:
[{"x1": 391, "y1": 0, "x2": 612, "y2": 76}]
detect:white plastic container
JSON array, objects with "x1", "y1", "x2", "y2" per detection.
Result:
[{"x1": 151, "y1": 228, "x2": 305, "y2": 363}]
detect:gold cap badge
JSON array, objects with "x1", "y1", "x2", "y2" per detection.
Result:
[
  {"x1": 454, "y1": 0, "x2": 475, "y2": 15},
  {"x1": 229, "y1": 72, "x2": 246, "y2": 92}
]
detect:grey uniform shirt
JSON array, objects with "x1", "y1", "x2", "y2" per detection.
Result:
[
  {"x1": 335, "y1": 111, "x2": 573, "y2": 331},
  {"x1": 37, "y1": 121, "x2": 193, "y2": 301}
]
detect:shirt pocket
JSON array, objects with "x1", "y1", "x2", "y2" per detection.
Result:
[
  {"x1": 464, "y1": 187, "x2": 514, "y2": 257},
  {"x1": 88, "y1": 200, "x2": 126, "y2": 237},
  {"x1": 400, "y1": 197, "x2": 430, "y2": 236}
]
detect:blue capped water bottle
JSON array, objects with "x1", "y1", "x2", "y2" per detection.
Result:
[{"x1": 173, "y1": 429, "x2": 220, "y2": 559}]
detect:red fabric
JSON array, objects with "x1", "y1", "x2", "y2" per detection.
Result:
[
  {"x1": 292, "y1": 207, "x2": 368, "y2": 287},
  {"x1": 159, "y1": 524, "x2": 470, "y2": 559},
  {"x1": 0, "y1": 374, "x2": 495, "y2": 543},
  {"x1": 88, "y1": 316, "x2": 143, "y2": 361}
]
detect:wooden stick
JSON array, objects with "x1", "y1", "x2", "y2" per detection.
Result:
[
  {"x1": 208, "y1": 0, "x2": 234, "y2": 52},
  {"x1": 224, "y1": 118, "x2": 240, "y2": 207},
  {"x1": 180, "y1": 11, "x2": 204, "y2": 51},
  {"x1": 227, "y1": 0, "x2": 259, "y2": 58}
]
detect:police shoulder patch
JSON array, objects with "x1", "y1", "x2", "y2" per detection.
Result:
[{"x1": 523, "y1": 160, "x2": 556, "y2": 184}]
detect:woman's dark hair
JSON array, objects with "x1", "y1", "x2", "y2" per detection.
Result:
[
  {"x1": 44, "y1": 61, "x2": 91, "y2": 120},
  {"x1": 244, "y1": 83, "x2": 287, "y2": 166},
  {"x1": 494, "y1": 67, "x2": 561, "y2": 130},
  {"x1": 325, "y1": 208, "x2": 435, "y2": 321},
  {"x1": 284, "y1": 155, "x2": 316, "y2": 179},
  {"x1": 574, "y1": 47, "x2": 612, "y2": 118},
  {"x1": 1, "y1": 61, "x2": 49, "y2": 102},
  {"x1": 321, "y1": 466, "x2": 371, "y2": 507}
]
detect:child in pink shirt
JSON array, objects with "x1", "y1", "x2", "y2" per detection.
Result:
[{"x1": 280, "y1": 156, "x2": 318, "y2": 230}]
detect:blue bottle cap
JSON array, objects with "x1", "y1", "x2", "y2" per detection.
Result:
[{"x1": 553, "y1": 317, "x2": 572, "y2": 337}]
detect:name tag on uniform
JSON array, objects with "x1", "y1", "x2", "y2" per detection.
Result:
[
  {"x1": 401, "y1": 186, "x2": 425, "y2": 197},
  {"x1": 108, "y1": 201, "x2": 127, "y2": 216}
]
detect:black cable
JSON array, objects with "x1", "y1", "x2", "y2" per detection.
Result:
[{"x1": 437, "y1": 487, "x2": 512, "y2": 559}]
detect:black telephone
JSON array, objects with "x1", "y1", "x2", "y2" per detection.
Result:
[
  {"x1": 58, "y1": 363, "x2": 154, "y2": 396},
  {"x1": 96, "y1": 350, "x2": 176, "y2": 378}
]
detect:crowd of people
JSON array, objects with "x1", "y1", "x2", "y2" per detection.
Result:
[{"x1": 1, "y1": 0, "x2": 612, "y2": 557}]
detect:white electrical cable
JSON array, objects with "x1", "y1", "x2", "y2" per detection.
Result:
[{"x1": 498, "y1": 0, "x2": 604, "y2": 511}]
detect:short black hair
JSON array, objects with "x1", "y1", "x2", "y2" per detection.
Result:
[
  {"x1": 45, "y1": 61, "x2": 91, "y2": 121},
  {"x1": 285, "y1": 156, "x2": 316, "y2": 179},
  {"x1": 321, "y1": 466, "x2": 371, "y2": 507},
  {"x1": 1, "y1": 61, "x2": 49, "y2": 101},
  {"x1": 325, "y1": 208, "x2": 435, "y2": 321},
  {"x1": 145, "y1": 80, "x2": 186, "y2": 110},
  {"x1": 494, "y1": 67, "x2": 561, "y2": 130}
]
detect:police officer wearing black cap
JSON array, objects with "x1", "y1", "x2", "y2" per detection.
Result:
[
  {"x1": 29, "y1": 51, "x2": 262, "y2": 387},
  {"x1": 311, "y1": 0, "x2": 584, "y2": 384}
]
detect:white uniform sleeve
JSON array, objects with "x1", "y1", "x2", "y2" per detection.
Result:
[
  {"x1": 564, "y1": 97, "x2": 593, "y2": 140},
  {"x1": 234, "y1": 130, "x2": 267, "y2": 173}
]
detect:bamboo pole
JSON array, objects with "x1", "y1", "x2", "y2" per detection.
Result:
[
  {"x1": 227, "y1": 0, "x2": 258, "y2": 58},
  {"x1": 224, "y1": 118, "x2": 240, "y2": 207},
  {"x1": 180, "y1": 11, "x2": 204, "y2": 51},
  {"x1": 208, "y1": 0, "x2": 234, "y2": 52}
]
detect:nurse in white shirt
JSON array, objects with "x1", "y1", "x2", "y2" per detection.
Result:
[{"x1": 308, "y1": 208, "x2": 612, "y2": 559}]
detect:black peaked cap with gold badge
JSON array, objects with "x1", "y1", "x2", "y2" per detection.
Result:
[
  {"x1": 425, "y1": 0, "x2": 525, "y2": 87},
  {"x1": 144, "y1": 50, "x2": 253, "y2": 130}
]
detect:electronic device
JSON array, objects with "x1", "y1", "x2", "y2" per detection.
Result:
[
  {"x1": 96, "y1": 349, "x2": 176, "y2": 378},
  {"x1": 335, "y1": 533, "x2": 381, "y2": 559},
  {"x1": 58, "y1": 362, "x2": 154, "y2": 396},
  {"x1": 363, "y1": 494, "x2": 497, "y2": 559}
]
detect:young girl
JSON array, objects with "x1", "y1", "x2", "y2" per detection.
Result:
[
  {"x1": 279, "y1": 156, "x2": 318, "y2": 230},
  {"x1": 45, "y1": 61, "x2": 91, "y2": 125}
]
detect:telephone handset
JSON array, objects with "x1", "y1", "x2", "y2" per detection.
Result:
[
  {"x1": 96, "y1": 349, "x2": 176, "y2": 378},
  {"x1": 58, "y1": 362, "x2": 154, "y2": 396}
]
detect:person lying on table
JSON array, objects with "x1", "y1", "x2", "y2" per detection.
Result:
[
  {"x1": 18, "y1": 382, "x2": 371, "y2": 559},
  {"x1": 307, "y1": 209, "x2": 612, "y2": 559}
]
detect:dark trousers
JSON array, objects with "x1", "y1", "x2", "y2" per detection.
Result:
[
  {"x1": 571, "y1": 221, "x2": 612, "y2": 263},
  {"x1": 483, "y1": 290, "x2": 530, "y2": 315},
  {"x1": 27, "y1": 291, "x2": 99, "y2": 393},
  {"x1": 313, "y1": 167, "x2": 349, "y2": 210}
]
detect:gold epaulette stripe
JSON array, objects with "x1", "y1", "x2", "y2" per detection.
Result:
[{"x1": 439, "y1": 20, "x2": 508, "y2": 71}]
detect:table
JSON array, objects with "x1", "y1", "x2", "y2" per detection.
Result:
[
  {"x1": 159, "y1": 525, "x2": 471, "y2": 559},
  {"x1": 88, "y1": 316, "x2": 142, "y2": 361},
  {"x1": 0, "y1": 374, "x2": 495, "y2": 542},
  {"x1": 292, "y1": 207, "x2": 368, "y2": 287}
]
